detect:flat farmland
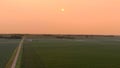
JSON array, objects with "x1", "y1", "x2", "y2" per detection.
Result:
[
  {"x1": 0, "y1": 39, "x2": 20, "y2": 68},
  {"x1": 21, "y1": 38, "x2": 120, "y2": 68}
]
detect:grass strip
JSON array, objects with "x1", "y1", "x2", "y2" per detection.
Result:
[
  {"x1": 15, "y1": 45, "x2": 23, "y2": 68},
  {"x1": 5, "y1": 46, "x2": 18, "y2": 68}
]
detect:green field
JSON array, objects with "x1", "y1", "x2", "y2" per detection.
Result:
[
  {"x1": 0, "y1": 39, "x2": 19, "y2": 68},
  {"x1": 21, "y1": 38, "x2": 120, "y2": 68}
]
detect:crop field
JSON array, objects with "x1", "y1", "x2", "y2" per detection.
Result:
[
  {"x1": 21, "y1": 38, "x2": 120, "y2": 68},
  {"x1": 0, "y1": 39, "x2": 19, "y2": 68}
]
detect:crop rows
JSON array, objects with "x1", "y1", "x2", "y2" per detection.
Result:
[
  {"x1": 0, "y1": 39, "x2": 19, "y2": 68},
  {"x1": 21, "y1": 39, "x2": 120, "y2": 68}
]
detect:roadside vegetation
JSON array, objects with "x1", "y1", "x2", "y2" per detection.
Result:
[
  {"x1": 15, "y1": 45, "x2": 23, "y2": 68},
  {"x1": 5, "y1": 45, "x2": 19, "y2": 68}
]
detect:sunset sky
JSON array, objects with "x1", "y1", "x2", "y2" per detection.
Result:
[{"x1": 0, "y1": 0, "x2": 120, "y2": 35}]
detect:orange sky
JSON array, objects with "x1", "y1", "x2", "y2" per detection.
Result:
[{"x1": 0, "y1": 0, "x2": 120, "y2": 35}]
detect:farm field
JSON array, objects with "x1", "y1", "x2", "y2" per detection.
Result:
[
  {"x1": 21, "y1": 38, "x2": 120, "y2": 68},
  {"x1": 0, "y1": 39, "x2": 20, "y2": 68}
]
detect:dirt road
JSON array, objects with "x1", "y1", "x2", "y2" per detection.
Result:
[{"x1": 11, "y1": 36, "x2": 25, "y2": 68}]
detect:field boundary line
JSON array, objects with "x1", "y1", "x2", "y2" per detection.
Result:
[{"x1": 11, "y1": 36, "x2": 25, "y2": 68}]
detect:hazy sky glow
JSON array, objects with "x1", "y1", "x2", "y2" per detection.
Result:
[{"x1": 0, "y1": 0, "x2": 120, "y2": 35}]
